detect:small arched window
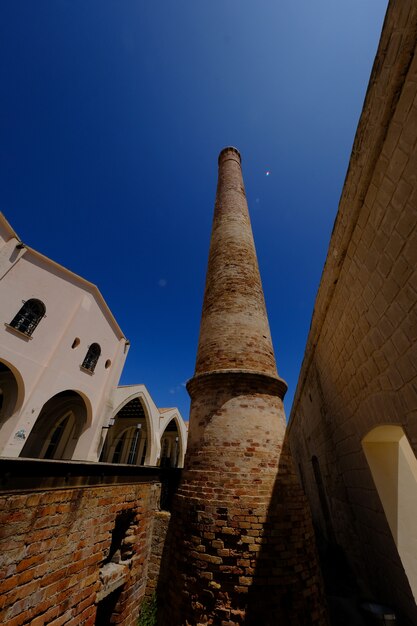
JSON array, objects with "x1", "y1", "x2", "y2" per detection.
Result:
[
  {"x1": 81, "y1": 343, "x2": 101, "y2": 373},
  {"x1": 10, "y1": 299, "x2": 46, "y2": 336}
]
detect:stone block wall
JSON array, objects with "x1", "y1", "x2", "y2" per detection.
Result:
[
  {"x1": 288, "y1": 2, "x2": 417, "y2": 624},
  {"x1": 0, "y1": 459, "x2": 160, "y2": 626}
]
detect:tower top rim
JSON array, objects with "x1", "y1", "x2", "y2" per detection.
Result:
[{"x1": 218, "y1": 146, "x2": 241, "y2": 164}]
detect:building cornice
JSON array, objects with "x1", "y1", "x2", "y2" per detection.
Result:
[{"x1": 289, "y1": 1, "x2": 417, "y2": 431}]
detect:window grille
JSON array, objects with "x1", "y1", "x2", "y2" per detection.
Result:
[
  {"x1": 81, "y1": 343, "x2": 101, "y2": 373},
  {"x1": 10, "y1": 299, "x2": 46, "y2": 336}
]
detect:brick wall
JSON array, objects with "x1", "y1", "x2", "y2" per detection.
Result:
[
  {"x1": 194, "y1": 147, "x2": 278, "y2": 378},
  {"x1": 0, "y1": 459, "x2": 160, "y2": 626},
  {"x1": 288, "y1": 2, "x2": 417, "y2": 624},
  {"x1": 144, "y1": 511, "x2": 170, "y2": 600},
  {"x1": 163, "y1": 145, "x2": 328, "y2": 625},
  {"x1": 164, "y1": 373, "x2": 327, "y2": 625}
]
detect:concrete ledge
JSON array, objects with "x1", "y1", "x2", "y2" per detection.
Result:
[
  {"x1": 187, "y1": 369, "x2": 288, "y2": 399},
  {"x1": 97, "y1": 562, "x2": 130, "y2": 602},
  {"x1": 0, "y1": 457, "x2": 182, "y2": 493}
]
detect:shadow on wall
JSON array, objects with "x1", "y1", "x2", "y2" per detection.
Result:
[
  {"x1": 156, "y1": 430, "x2": 328, "y2": 626},
  {"x1": 244, "y1": 433, "x2": 328, "y2": 626},
  {"x1": 0, "y1": 362, "x2": 20, "y2": 424},
  {"x1": 20, "y1": 390, "x2": 88, "y2": 460},
  {"x1": 0, "y1": 360, "x2": 25, "y2": 426}
]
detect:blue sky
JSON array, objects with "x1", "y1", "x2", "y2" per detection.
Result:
[{"x1": 0, "y1": 1, "x2": 388, "y2": 419}]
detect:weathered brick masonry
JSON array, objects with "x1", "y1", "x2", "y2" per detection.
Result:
[
  {"x1": 144, "y1": 511, "x2": 170, "y2": 600},
  {"x1": 163, "y1": 148, "x2": 328, "y2": 625},
  {"x1": 144, "y1": 469, "x2": 181, "y2": 600},
  {"x1": 288, "y1": 1, "x2": 417, "y2": 625},
  {"x1": 0, "y1": 459, "x2": 161, "y2": 626}
]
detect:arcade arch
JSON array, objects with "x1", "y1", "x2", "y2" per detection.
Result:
[
  {"x1": 160, "y1": 418, "x2": 181, "y2": 468},
  {"x1": 100, "y1": 396, "x2": 152, "y2": 466},
  {"x1": 0, "y1": 362, "x2": 20, "y2": 424},
  {"x1": 20, "y1": 390, "x2": 88, "y2": 460},
  {"x1": 0, "y1": 360, "x2": 24, "y2": 429}
]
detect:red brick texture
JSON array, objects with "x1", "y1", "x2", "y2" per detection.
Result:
[
  {"x1": 144, "y1": 510, "x2": 170, "y2": 600},
  {"x1": 164, "y1": 375, "x2": 327, "y2": 625},
  {"x1": 195, "y1": 148, "x2": 279, "y2": 378},
  {"x1": 163, "y1": 148, "x2": 328, "y2": 625},
  {"x1": 0, "y1": 482, "x2": 159, "y2": 626}
]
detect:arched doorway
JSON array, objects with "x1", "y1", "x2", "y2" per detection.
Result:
[
  {"x1": 363, "y1": 425, "x2": 417, "y2": 602},
  {"x1": 101, "y1": 397, "x2": 149, "y2": 465},
  {"x1": 160, "y1": 418, "x2": 180, "y2": 468},
  {"x1": 20, "y1": 390, "x2": 88, "y2": 460},
  {"x1": 0, "y1": 362, "x2": 21, "y2": 427}
]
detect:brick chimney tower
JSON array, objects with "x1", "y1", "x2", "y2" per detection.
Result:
[{"x1": 164, "y1": 148, "x2": 327, "y2": 625}]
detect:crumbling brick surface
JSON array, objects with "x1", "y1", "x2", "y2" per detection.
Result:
[
  {"x1": 164, "y1": 375, "x2": 327, "y2": 625},
  {"x1": 0, "y1": 482, "x2": 159, "y2": 626},
  {"x1": 144, "y1": 510, "x2": 170, "y2": 599},
  {"x1": 195, "y1": 148, "x2": 279, "y2": 378},
  {"x1": 163, "y1": 147, "x2": 328, "y2": 625}
]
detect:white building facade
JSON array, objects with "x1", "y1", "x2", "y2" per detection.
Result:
[{"x1": 0, "y1": 214, "x2": 187, "y2": 466}]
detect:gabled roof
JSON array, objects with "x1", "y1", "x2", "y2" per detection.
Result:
[
  {"x1": 0, "y1": 212, "x2": 20, "y2": 241},
  {"x1": 0, "y1": 212, "x2": 127, "y2": 340}
]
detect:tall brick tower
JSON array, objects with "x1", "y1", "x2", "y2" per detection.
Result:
[{"x1": 164, "y1": 147, "x2": 327, "y2": 625}]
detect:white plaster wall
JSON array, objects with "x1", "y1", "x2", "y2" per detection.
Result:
[
  {"x1": 0, "y1": 249, "x2": 127, "y2": 460},
  {"x1": 0, "y1": 216, "x2": 186, "y2": 466},
  {"x1": 363, "y1": 427, "x2": 417, "y2": 604}
]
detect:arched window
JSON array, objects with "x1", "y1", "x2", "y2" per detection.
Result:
[
  {"x1": 127, "y1": 425, "x2": 142, "y2": 465},
  {"x1": 160, "y1": 437, "x2": 170, "y2": 467},
  {"x1": 42, "y1": 414, "x2": 72, "y2": 460},
  {"x1": 160, "y1": 418, "x2": 180, "y2": 468},
  {"x1": 81, "y1": 343, "x2": 101, "y2": 373},
  {"x1": 10, "y1": 299, "x2": 45, "y2": 336},
  {"x1": 112, "y1": 436, "x2": 125, "y2": 464}
]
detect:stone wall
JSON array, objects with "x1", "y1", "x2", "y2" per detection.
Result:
[
  {"x1": 288, "y1": 2, "x2": 417, "y2": 625},
  {"x1": 144, "y1": 511, "x2": 170, "y2": 600},
  {"x1": 0, "y1": 459, "x2": 161, "y2": 626}
]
